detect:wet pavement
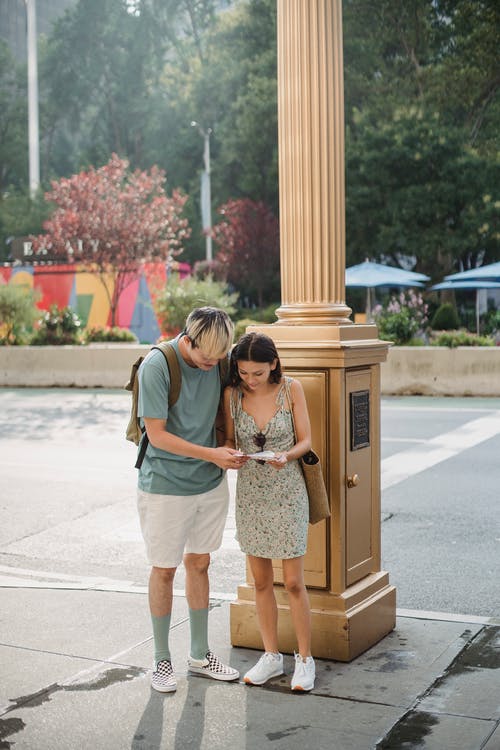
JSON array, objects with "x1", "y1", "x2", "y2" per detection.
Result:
[
  {"x1": 1, "y1": 389, "x2": 500, "y2": 748},
  {"x1": 1, "y1": 584, "x2": 499, "y2": 749}
]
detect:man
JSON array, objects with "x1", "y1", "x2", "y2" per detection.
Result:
[{"x1": 137, "y1": 307, "x2": 244, "y2": 692}]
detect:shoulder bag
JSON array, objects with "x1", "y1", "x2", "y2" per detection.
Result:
[{"x1": 284, "y1": 378, "x2": 331, "y2": 525}]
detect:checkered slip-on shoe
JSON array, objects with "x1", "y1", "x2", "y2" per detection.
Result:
[
  {"x1": 187, "y1": 651, "x2": 239, "y2": 681},
  {"x1": 151, "y1": 659, "x2": 176, "y2": 692}
]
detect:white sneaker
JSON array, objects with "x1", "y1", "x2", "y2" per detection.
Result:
[
  {"x1": 243, "y1": 652, "x2": 284, "y2": 686},
  {"x1": 151, "y1": 659, "x2": 176, "y2": 693},
  {"x1": 187, "y1": 651, "x2": 239, "y2": 681},
  {"x1": 291, "y1": 653, "x2": 315, "y2": 692}
]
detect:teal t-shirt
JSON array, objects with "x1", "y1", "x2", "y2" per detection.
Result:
[{"x1": 137, "y1": 338, "x2": 224, "y2": 495}]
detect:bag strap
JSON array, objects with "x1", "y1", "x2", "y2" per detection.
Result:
[
  {"x1": 283, "y1": 377, "x2": 297, "y2": 442},
  {"x1": 284, "y1": 378, "x2": 317, "y2": 469}
]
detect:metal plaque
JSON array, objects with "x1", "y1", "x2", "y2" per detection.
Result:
[{"x1": 350, "y1": 390, "x2": 370, "y2": 451}]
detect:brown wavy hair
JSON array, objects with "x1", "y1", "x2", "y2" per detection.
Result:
[{"x1": 229, "y1": 332, "x2": 282, "y2": 386}]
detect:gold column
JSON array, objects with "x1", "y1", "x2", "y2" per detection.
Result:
[
  {"x1": 230, "y1": 0, "x2": 396, "y2": 661},
  {"x1": 276, "y1": 0, "x2": 351, "y2": 325}
]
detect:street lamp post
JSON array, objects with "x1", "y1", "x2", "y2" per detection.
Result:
[
  {"x1": 26, "y1": 0, "x2": 40, "y2": 197},
  {"x1": 191, "y1": 121, "x2": 213, "y2": 262}
]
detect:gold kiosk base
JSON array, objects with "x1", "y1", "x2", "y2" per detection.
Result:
[
  {"x1": 231, "y1": 573, "x2": 396, "y2": 662},
  {"x1": 229, "y1": 323, "x2": 396, "y2": 662}
]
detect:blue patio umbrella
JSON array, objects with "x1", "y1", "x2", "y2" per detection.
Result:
[
  {"x1": 444, "y1": 261, "x2": 500, "y2": 282},
  {"x1": 346, "y1": 260, "x2": 429, "y2": 318},
  {"x1": 431, "y1": 279, "x2": 500, "y2": 334}
]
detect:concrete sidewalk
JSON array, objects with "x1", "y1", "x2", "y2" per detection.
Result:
[{"x1": 1, "y1": 584, "x2": 499, "y2": 750}]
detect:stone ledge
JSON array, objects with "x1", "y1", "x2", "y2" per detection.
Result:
[
  {"x1": 0, "y1": 344, "x2": 499, "y2": 396},
  {"x1": 0, "y1": 344, "x2": 148, "y2": 389},
  {"x1": 381, "y1": 346, "x2": 500, "y2": 397}
]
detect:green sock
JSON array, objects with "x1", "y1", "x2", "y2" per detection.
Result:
[
  {"x1": 189, "y1": 608, "x2": 209, "y2": 660},
  {"x1": 151, "y1": 613, "x2": 171, "y2": 665}
]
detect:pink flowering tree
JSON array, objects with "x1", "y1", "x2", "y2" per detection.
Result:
[
  {"x1": 212, "y1": 198, "x2": 280, "y2": 308},
  {"x1": 31, "y1": 154, "x2": 190, "y2": 326}
]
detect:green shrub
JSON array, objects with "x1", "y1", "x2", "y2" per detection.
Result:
[
  {"x1": 431, "y1": 330, "x2": 495, "y2": 347},
  {"x1": 0, "y1": 284, "x2": 40, "y2": 345},
  {"x1": 236, "y1": 303, "x2": 279, "y2": 324},
  {"x1": 483, "y1": 308, "x2": 500, "y2": 335},
  {"x1": 155, "y1": 274, "x2": 238, "y2": 335},
  {"x1": 431, "y1": 302, "x2": 460, "y2": 330},
  {"x1": 83, "y1": 326, "x2": 138, "y2": 343},
  {"x1": 259, "y1": 303, "x2": 280, "y2": 323},
  {"x1": 234, "y1": 318, "x2": 262, "y2": 339},
  {"x1": 373, "y1": 290, "x2": 429, "y2": 345},
  {"x1": 30, "y1": 304, "x2": 83, "y2": 345},
  {"x1": 375, "y1": 307, "x2": 419, "y2": 345}
]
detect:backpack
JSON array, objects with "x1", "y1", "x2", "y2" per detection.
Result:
[{"x1": 125, "y1": 340, "x2": 229, "y2": 469}]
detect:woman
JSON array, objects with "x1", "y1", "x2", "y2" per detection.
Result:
[{"x1": 224, "y1": 332, "x2": 315, "y2": 692}]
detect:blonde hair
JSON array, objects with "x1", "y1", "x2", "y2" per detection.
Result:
[{"x1": 184, "y1": 307, "x2": 234, "y2": 359}]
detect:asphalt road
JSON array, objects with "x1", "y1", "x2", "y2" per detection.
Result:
[{"x1": 1, "y1": 389, "x2": 499, "y2": 618}]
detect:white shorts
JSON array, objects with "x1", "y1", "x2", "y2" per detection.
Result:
[{"x1": 137, "y1": 476, "x2": 229, "y2": 568}]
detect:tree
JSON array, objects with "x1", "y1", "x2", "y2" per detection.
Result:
[
  {"x1": 343, "y1": 0, "x2": 499, "y2": 149},
  {"x1": 0, "y1": 190, "x2": 49, "y2": 262},
  {"x1": 204, "y1": 0, "x2": 278, "y2": 212},
  {"x1": 153, "y1": 0, "x2": 279, "y2": 262},
  {"x1": 4, "y1": 0, "x2": 498, "y2": 280},
  {"x1": 0, "y1": 41, "x2": 28, "y2": 194},
  {"x1": 30, "y1": 154, "x2": 190, "y2": 325},
  {"x1": 38, "y1": 0, "x2": 227, "y2": 264},
  {"x1": 346, "y1": 108, "x2": 499, "y2": 278},
  {"x1": 212, "y1": 198, "x2": 279, "y2": 307},
  {"x1": 0, "y1": 41, "x2": 35, "y2": 258},
  {"x1": 431, "y1": 0, "x2": 500, "y2": 151},
  {"x1": 40, "y1": 0, "x2": 225, "y2": 178},
  {"x1": 343, "y1": 1, "x2": 500, "y2": 278},
  {"x1": 41, "y1": 0, "x2": 164, "y2": 173}
]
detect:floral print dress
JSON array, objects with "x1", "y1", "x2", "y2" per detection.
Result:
[{"x1": 230, "y1": 378, "x2": 308, "y2": 559}]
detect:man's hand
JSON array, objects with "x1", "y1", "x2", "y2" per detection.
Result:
[{"x1": 211, "y1": 447, "x2": 248, "y2": 470}]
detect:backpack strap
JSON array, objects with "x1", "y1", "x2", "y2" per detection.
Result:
[
  {"x1": 153, "y1": 341, "x2": 181, "y2": 408},
  {"x1": 135, "y1": 340, "x2": 181, "y2": 469},
  {"x1": 136, "y1": 345, "x2": 228, "y2": 469}
]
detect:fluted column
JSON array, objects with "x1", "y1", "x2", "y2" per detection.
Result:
[
  {"x1": 276, "y1": 0, "x2": 351, "y2": 325},
  {"x1": 231, "y1": 0, "x2": 394, "y2": 661}
]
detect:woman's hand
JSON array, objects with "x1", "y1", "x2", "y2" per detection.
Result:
[{"x1": 268, "y1": 452, "x2": 288, "y2": 470}]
